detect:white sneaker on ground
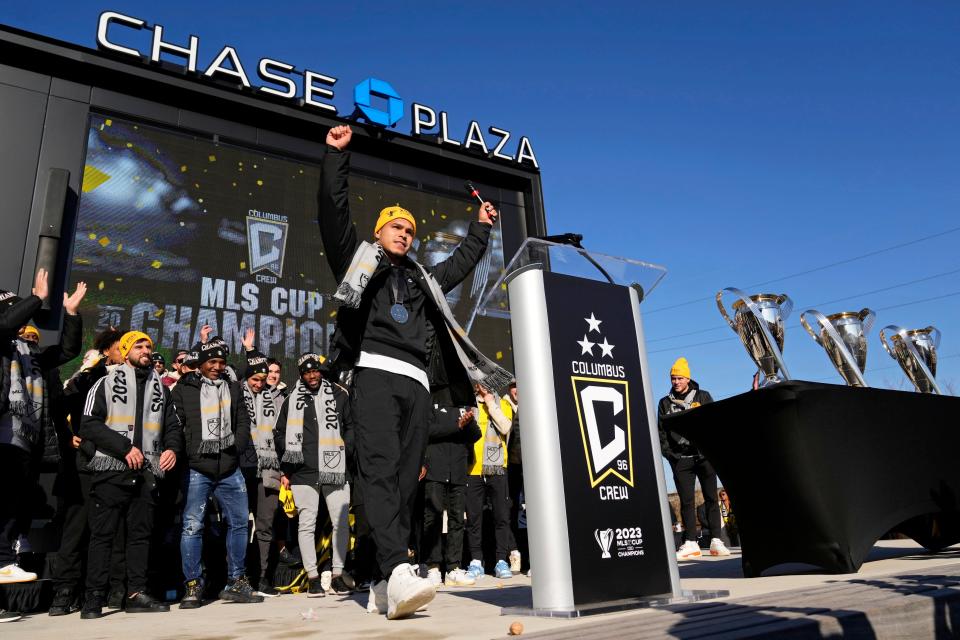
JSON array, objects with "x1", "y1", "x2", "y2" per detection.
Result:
[
  {"x1": 386, "y1": 563, "x2": 436, "y2": 620},
  {"x1": 366, "y1": 580, "x2": 387, "y2": 614},
  {"x1": 509, "y1": 549, "x2": 521, "y2": 573},
  {"x1": 710, "y1": 538, "x2": 731, "y2": 556},
  {"x1": 426, "y1": 567, "x2": 441, "y2": 587},
  {"x1": 0, "y1": 564, "x2": 37, "y2": 584},
  {"x1": 320, "y1": 570, "x2": 332, "y2": 593},
  {"x1": 676, "y1": 540, "x2": 702, "y2": 560},
  {"x1": 444, "y1": 568, "x2": 476, "y2": 587}
]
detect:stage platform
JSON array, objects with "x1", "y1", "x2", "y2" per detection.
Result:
[{"x1": 4, "y1": 540, "x2": 959, "y2": 639}]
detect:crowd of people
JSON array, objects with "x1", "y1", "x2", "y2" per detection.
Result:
[{"x1": 0, "y1": 125, "x2": 525, "y2": 624}]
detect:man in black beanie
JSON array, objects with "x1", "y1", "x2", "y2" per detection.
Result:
[
  {"x1": 276, "y1": 353, "x2": 352, "y2": 596},
  {"x1": 238, "y1": 329, "x2": 284, "y2": 594},
  {"x1": 172, "y1": 336, "x2": 260, "y2": 607}
]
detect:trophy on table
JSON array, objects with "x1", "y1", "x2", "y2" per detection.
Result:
[
  {"x1": 800, "y1": 308, "x2": 875, "y2": 387},
  {"x1": 879, "y1": 325, "x2": 942, "y2": 394},
  {"x1": 717, "y1": 288, "x2": 793, "y2": 386}
]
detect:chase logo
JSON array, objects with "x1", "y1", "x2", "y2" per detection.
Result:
[
  {"x1": 246, "y1": 212, "x2": 289, "y2": 278},
  {"x1": 354, "y1": 77, "x2": 403, "y2": 127}
]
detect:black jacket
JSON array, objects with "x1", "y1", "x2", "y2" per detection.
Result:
[
  {"x1": 63, "y1": 358, "x2": 109, "y2": 471},
  {"x1": 657, "y1": 379, "x2": 714, "y2": 462},
  {"x1": 80, "y1": 366, "x2": 183, "y2": 486},
  {"x1": 171, "y1": 372, "x2": 251, "y2": 480},
  {"x1": 276, "y1": 381, "x2": 352, "y2": 487},
  {"x1": 424, "y1": 405, "x2": 481, "y2": 486},
  {"x1": 318, "y1": 147, "x2": 492, "y2": 407}
]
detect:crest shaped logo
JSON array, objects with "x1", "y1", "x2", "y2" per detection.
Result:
[
  {"x1": 323, "y1": 451, "x2": 342, "y2": 469},
  {"x1": 246, "y1": 216, "x2": 289, "y2": 278},
  {"x1": 572, "y1": 377, "x2": 633, "y2": 488}
]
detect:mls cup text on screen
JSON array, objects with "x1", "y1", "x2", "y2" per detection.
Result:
[{"x1": 95, "y1": 10, "x2": 539, "y2": 168}]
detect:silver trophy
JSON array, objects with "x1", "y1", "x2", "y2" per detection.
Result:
[
  {"x1": 800, "y1": 308, "x2": 875, "y2": 387},
  {"x1": 879, "y1": 325, "x2": 942, "y2": 394},
  {"x1": 717, "y1": 288, "x2": 792, "y2": 386},
  {"x1": 594, "y1": 528, "x2": 614, "y2": 559}
]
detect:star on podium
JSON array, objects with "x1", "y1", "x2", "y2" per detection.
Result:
[
  {"x1": 585, "y1": 313, "x2": 602, "y2": 333},
  {"x1": 577, "y1": 335, "x2": 596, "y2": 356}
]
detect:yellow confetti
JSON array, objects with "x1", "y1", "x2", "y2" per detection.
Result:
[
  {"x1": 73, "y1": 258, "x2": 90, "y2": 265},
  {"x1": 421, "y1": 219, "x2": 426, "y2": 224},
  {"x1": 82, "y1": 165, "x2": 111, "y2": 193},
  {"x1": 87, "y1": 232, "x2": 97, "y2": 240},
  {"x1": 496, "y1": 351, "x2": 504, "y2": 361},
  {"x1": 194, "y1": 183, "x2": 200, "y2": 189},
  {"x1": 104, "y1": 119, "x2": 112, "y2": 126},
  {"x1": 466, "y1": 206, "x2": 473, "y2": 212},
  {"x1": 256, "y1": 180, "x2": 263, "y2": 186},
  {"x1": 154, "y1": 309, "x2": 164, "y2": 317},
  {"x1": 115, "y1": 277, "x2": 123, "y2": 282},
  {"x1": 126, "y1": 142, "x2": 133, "y2": 148},
  {"x1": 329, "y1": 310, "x2": 338, "y2": 318},
  {"x1": 151, "y1": 260, "x2": 162, "y2": 269},
  {"x1": 431, "y1": 210, "x2": 436, "y2": 216},
  {"x1": 299, "y1": 169, "x2": 304, "y2": 174},
  {"x1": 208, "y1": 154, "x2": 217, "y2": 162},
  {"x1": 240, "y1": 261, "x2": 246, "y2": 269},
  {"x1": 238, "y1": 161, "x2": 243, "y2": 166},
  {"x1": 180, "y1": 165, "x2": 188, "y2": 172},
  {"x1": 198, "y1": 198, "x2": 203, "y2": 203},
  {"x1": 116, "y1": 244, "x2": 123, "y2": 252},
  {"x1": 232, "y1": 182, "x2": 237, "y2": 187},
  {"x1": 98, "y1": 237, "x2": 110, "y2": 247},
  {"x1": 358, "y1": 195, "x2": 364, "y2": 201},
  {"x1": 441, "y1": 214, "x2": 447, "y2": 220},
  {"x1": 97, "y1": 281, "x2": 105, "y2": 290}
]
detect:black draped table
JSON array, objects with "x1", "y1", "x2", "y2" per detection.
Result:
[{"x1": 665, "y1": 381, "x2": 960, "y2": 577}]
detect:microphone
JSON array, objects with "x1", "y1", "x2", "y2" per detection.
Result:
[{"x1": 464, "y1": 180, "x2": 498, "y2": 222}]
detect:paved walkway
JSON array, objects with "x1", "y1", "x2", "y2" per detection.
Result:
[{"x1": 6, "y1": 540, "x2": 959, "y2": 639}]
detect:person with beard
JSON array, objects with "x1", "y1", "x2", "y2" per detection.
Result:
[
  {"x1": 77, "y1": 332, "x2": 182, "y2": 619},
  {"x1": 48, "y1": 327, "x2": 128, "y2": 615},
  {"x1": 172, "y1": 337, "x2": 260, "y2": 607},
  {"x1": 318, "y1": 125, "x2": 510, "y2": 619},
  {"x1": 238, "y1": 329, "x2": 284, "y2": 595},
  {"x1": 656, "y1": 357, "x2": 729, "y2": 560},
  {"x1": 0, "y1": 270, "x2": 84, "y2": 601},
  {"x1": 276, "y1": 353, "x2": 353, "y2": 596}
]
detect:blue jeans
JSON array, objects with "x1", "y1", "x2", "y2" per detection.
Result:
[{"x1": 181, "y1": 467, "x2": 249, "y2": 583}]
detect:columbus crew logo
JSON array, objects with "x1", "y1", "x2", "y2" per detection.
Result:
[
  {"x1": 246, "y1": 213, "x2": 289, "y2": 278},
  {"x1": 572, "y1": 312, "x2": 634, "y2": 488}
]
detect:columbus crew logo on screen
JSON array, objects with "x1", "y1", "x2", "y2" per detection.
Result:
[
  {"x1": 571, "y1": 312, "x2": 633, "y2": 489},
  {"x1": 246, "y1": 210, "x2": 289, "y2": 279}
]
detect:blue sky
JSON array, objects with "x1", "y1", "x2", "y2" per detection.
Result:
[{"x1": 5, "y1": 3, "x2": 958, "y2": 399}]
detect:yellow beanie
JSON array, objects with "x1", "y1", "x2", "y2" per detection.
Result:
[
  {"x1": 119, "y1": 331, "x2": 153, "y2": 359},
  {"x1": 19, "y1": 325, "x2": 39, "y2": 340},
  {"x1": 670, "y1": 357, "x2": 691, "y2": 379},
  {"x1": 374, "y1": 206, "x2": 417, "y2": 236}
]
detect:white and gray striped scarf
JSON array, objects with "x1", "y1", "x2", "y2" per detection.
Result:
[
  {"x1": 1, "y1": 338, "x2": 46, "y2": 448},
  {"x1": 334, "y1": 240, "x2": 513, "y2": 395},
  {"x1": 281, "y1": 379, "x2": 344, "y2": 485},
  {"x1": 241, "y1": 381, "x2": 280, "y2": 473},
  {"x1": 199, "y1": 376, "x2": 233, "y2": 453},
  {"x1": 88, "y1": 364, "x2": 166, "y2": 476}
]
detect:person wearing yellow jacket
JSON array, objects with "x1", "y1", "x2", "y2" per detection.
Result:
[{"x1": 464, "y1": 384, "x2": 517, "y2": 580}]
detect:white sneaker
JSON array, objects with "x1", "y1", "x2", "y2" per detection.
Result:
[
  {"x1": 426, "y1": 567, "x2": 442, "y2": 587},
  {"x1": 676, "y1": 540, "x2": 702, "y2": 560},
  {"x1": 444, "y1": 567, "x2": 476, "y2": 587},
  {"x1": 509, "y1": 549, "x2": 521, "y2": 573},
  {"x1": 320, "y1": 570, "x2": 332, "y2": 593},
  {"x1": 0, "y1": 563, "x2": 37, "y2": 584},
  {"x1": 386, "y1": 563, "x2": 436, "y2": 620},
  {"x1": 366, "y1": 579, "x2": 387, "y2": 614},
  {"x1": 710, "y1": 538, "x2": 731, "y2": 556}
]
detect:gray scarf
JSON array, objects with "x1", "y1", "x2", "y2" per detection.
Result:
[
  {"x1": 1, "y1": 338, "x2": 46, "y2": 449},
  {"x1": 668, "y1": 389, "x2": 697, "y2": 414},
  {"x1": 281, "y1": 379, "x2": 345, "y2": 486},
  {"x1": 89, "y1": 364, "x2": 166, "y2": 476},
  {"x1": 334, "y1": 240, "x2": 512, "y2": 394},
  {"x1": 241, "y1": 381, "x2": 280, "y2": 473},
  {"x1": 199, "y1": 377, "x2": 233, "y2": 453}
]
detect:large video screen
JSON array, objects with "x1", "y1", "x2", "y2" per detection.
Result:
[{"x1": 67, "y1": 114, "x2": 514, "y2": 381}]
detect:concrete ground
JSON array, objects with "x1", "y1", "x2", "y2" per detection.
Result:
[{"x1": 5, "y1": 540, "x2": 959, "y2": 639}]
